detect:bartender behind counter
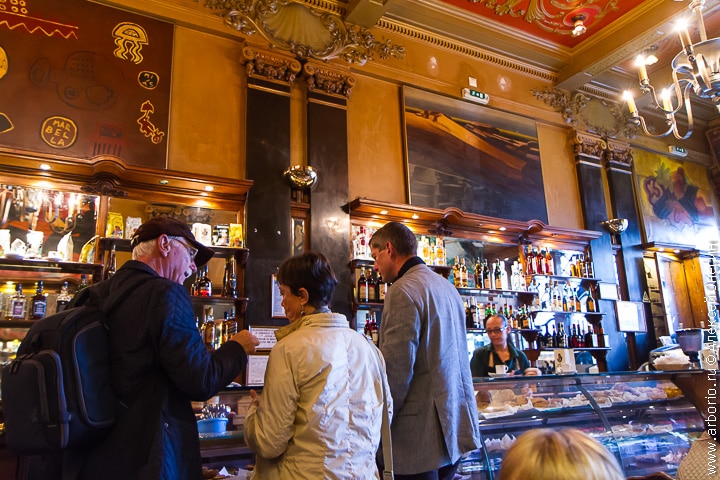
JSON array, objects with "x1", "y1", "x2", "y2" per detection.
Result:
[{"x1": 471, "y1": 314, "x2": 541, "y2": 377}]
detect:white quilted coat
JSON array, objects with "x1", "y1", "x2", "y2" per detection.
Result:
[{"x1": 245, "y1": 312, "x2": 392, "y2": 480}]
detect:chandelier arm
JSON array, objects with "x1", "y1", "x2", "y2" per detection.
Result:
[
  {"x1": 632, "y1": 115, "x2": 674, "y2": 138},
  {"x1": 671, "y1": 84, "x2": 695, "y2": 141}
]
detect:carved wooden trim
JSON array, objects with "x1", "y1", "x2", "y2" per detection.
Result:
[
  {"x1": 303, "y1": 62, "x2": 355, "y2": 99},
  {"x1": 241, "y1": 45, "x2": 302, "y2": 85},
  {"x1": 346, "y1": 197, "x2": 601, "y2": 250}
]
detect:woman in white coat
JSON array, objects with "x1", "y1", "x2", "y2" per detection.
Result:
[{"x1": 244, "y1": 252, "x2": 392, "y2": 480}]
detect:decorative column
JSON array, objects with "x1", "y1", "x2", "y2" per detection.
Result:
[
  {"x1": 303, "y1": 61, "x2": 354, "y2": 324},
  {"x1": 604, "y1": 140, "x2": 654, "y2": 368},
  {"x1": 572, "y1": 132, "x2": 626, "y2": 371},
  {"x1": 243, "y1": 46, "x2": 301, "y2": 326}
]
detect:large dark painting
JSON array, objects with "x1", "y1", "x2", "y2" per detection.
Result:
[
  {"x1": 403, "y1": 86, "x2": 548, "y2": 223},
  {"x1": 0, "y1": 0, "x2": 173, "y2": 168}
]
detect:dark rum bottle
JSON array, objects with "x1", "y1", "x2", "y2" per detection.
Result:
[
  {"x1": 198, "y1": 266, "x2": 212, "y2": 297},
  {"x1": 103, "y1": 244, "x2": 117, "y2": 280}
]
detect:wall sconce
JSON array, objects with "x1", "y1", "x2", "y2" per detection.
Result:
[
  {"x1": 283, "y1": 165, "x2": 318, "y2": 202},
  {"x1": 601, "y1": 218, "x2": 628, "y2": 235}
]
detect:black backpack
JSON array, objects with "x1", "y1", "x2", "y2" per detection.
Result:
[{"x1": 1, "y1": 276, "x2": 148, "y2": 454}]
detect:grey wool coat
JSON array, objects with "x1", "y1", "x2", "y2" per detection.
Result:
[{"x1": 379, "y1": 261, "x2": 481, "y2": 475}]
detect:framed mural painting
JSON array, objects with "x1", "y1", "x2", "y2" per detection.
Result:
[
  {"x1": 402, "y1": 86, "x2": 547, "y2": 223},
  {"x1": 0, "y1": 0, "x2": 173, "y2": 169},
  {"x1": 633, "y1": 149, "x2": 719, "y2": 250}
]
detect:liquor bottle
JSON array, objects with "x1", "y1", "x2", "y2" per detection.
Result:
[
  {"x1": 549, "y1": 325, "x2": 557, "y2": 348},
  {"x1": 544, "y1": 248, "x2": 554, "y2": 276},
  {"x1": 222, "y1": 310, "x2": 238, "y2": 344},
  {"x1": 494, "y1": 260, "x2": 503, "y2": 290},
  {"x1": 435, "y1": 238, "x2": 446, "y2": 266},
  {"x1": 103, "y1": 244, "x2": 117, "y2": 280},
  {"x1": 198, "y1": 265, "x2": 213, "y2": 297},
  {"x1": 557, "y1": 323, "x2": 567, "y2": 348},
  {"x1": 376, "y1": 272, "x2": 386, "y2": 303},
  {"x1": 78, "y1": 275, "x2": 89, "y2": 291},
  {"x1": 586, "y1": 285, "x2": 596, "y2": 313},
  {"x1": 525, "y1": 246, "x2": 535, "y2": 276},
  {"x1": 364, "y1": 312, "x2": 371, "y2": 336},
  {"x1": 370, "y1": 311, "x2": 379, "y2": 345},
  {"x1": 459, "y1": 258, "x2": 468, "y2": 287},
  {"x1": 483, "y1": 260, "x2": 491, "y2": 289},
  {"x1": 474, "y1": 258, "x2": 483, "y2": 288},
  {"x1": 201, "y1": 306, "x2": 215, "y2": 349},
  {"x1": 56, "y1": 281, "x2": 73, "y2": 312},
  {"x1": 534, "y1": 247, "x2": 544, "y2": 275},
  {"x1": 9, "y1": 283, "x2": 26, "y2": 320},
  {"x1": 357, "y1": 267, "x2": 369, "y2": 302},
  {"x1": 30, "y1": 281, "x2": 47, "y2": 320},
  {"x1": 584, "y1": 251, "x2": 595, "y2": 278},
  {"x1": 221, "y1": 256, "x2": 238, "y2": 298},
  {"x1": 367, "y1": 269, "x2": 377, "y2": 303},
  {"x1": 452, "y1": 257, "x2": 461, "y2": 287}
]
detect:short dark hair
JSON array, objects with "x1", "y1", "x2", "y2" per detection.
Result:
[
  {"x1": 277, "y1": 251, "x2": 337, "y2": 309},
  {"x1": 370, "y1": 221, "x2": 418, "y2": 257},
  {"x1": 488, "y1": 314, "x2": 509, "y2": 328}
]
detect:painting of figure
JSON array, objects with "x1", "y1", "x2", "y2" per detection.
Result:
[
  {"x1": 634, "y1": 149, "x2": 718, "y2": 250},
  {"x1": 403, "y1": 86, "x2": 547, "y2": 223}
]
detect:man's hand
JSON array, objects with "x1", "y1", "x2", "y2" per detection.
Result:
[{"x1": 231, "y1": 330, "x2": 260, "y2": 355}]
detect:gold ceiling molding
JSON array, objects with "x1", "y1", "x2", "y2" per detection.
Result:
[
  {"x1": 533, "y1": 87, "x2": 639, "y2": 139},
  {"x1": 376, "y1": 18, "x2": 557, "y2": 83},
  {"x1": 303, "y1": 62, "x2": 356, "y2": 98},
  {"x1": 572, "y1": 132, "x2": 607, "y2": 163},
  {"x1": 195, "y1": 0, "x2": 404, "y2": 65},
  {"x1": 242, "y1": 46, "x2": 302, "y2": 84}
]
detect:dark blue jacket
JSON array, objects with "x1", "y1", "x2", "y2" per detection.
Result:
[{"x1": 75, "y1": 261, "x2": 247, "y2": 480}]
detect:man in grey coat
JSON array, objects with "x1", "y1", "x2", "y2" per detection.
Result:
[{"x1": 370, "y1": 221, "x2": 480, "y2": 480}]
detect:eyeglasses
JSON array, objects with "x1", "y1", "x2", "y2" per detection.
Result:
[
  {"x1": 172, "y1": 238, "x2": 198, "y2": 261},
  {"x1": 486, "y1": 328, "x2": 506, "y2": 335}
]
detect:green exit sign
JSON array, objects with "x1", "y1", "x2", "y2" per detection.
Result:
[{"x1": 462, "y1": 88, "x2": 490, "y2": 105}]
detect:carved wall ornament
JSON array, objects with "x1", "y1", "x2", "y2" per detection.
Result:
[
  {"x1": 197, "y1": 0, "x2": 405, "y2": 66},
  {"x1": 605, "y1": 140, "x2": 634, "y2": 170},
  {"x1": 572, "y1": 132, "x2": 607, "y2": 161},
  {"x1": 303, "y1": 62, "x2": 355, "y2": 98},
  {"x1": 242, "y1": 46, "x2": 302, "y2": 83},
  {"x1": 533, "y1": 87, "x2": 639, "y2": 140}
]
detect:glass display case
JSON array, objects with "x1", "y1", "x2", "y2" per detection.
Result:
[{"x1": 462, "y1": 371, "x2": 706, "y2": 479}]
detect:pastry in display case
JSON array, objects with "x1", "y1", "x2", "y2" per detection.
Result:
[{"x1": 461, "y1": 371, "x2": 705, "y2": 479}]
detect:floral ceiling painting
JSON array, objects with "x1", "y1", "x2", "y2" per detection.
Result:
[{"x1": 634, "y1": 150, "x2": 718, "y2": 250}]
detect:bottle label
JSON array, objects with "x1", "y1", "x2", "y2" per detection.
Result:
[
  {"x1": 32, "y1": 301, "x2": 46, "y2": 318},
  {"x1": 11, "y1": 300, "x2": 24, "y2": 318}
]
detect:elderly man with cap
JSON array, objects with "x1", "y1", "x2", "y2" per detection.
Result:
[{"x1": 59, "y1": 216, "x2": 259, "y2": 480}]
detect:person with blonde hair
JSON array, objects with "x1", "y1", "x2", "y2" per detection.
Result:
[{"x1": 498, "y1": 428, "x2": 624, "y2": 480}]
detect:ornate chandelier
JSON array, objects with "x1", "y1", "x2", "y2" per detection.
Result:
[{"x1": 622, "y1": 0, "x2": 720, "y2": 139}]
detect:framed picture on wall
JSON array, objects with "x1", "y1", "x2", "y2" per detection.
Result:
[
  {"x1": 270, "y1": 274, "x2": 286, "y2": 318},
  {"x1": 402, "y1": 86, "x2": 547, "y2": 223},
  {"x1": 633, "y1": 149, "x2": 719, "y2": 249}
]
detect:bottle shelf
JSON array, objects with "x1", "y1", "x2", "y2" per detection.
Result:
[
  {"x1": 529, "y1": 274, "x2": 601, "y2": 283},
  {"x1": 0, "y1": 319, "x2": 37, "y2": 328},
  {"x1": 354, "y1": 301, "x2": 384, "y2": 309},
  {"x1": 457, "y1": 287, "x2": 536, "y2": 297},
  {"x1": 530, "y1": 310, "x2": 604, "y2": 316}
]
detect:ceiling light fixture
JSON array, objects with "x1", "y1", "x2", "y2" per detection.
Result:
[
  {"x1": 623, "y1": 0, "x2": 720, "y2": 139},
  {"x1": 571, "y1": 15, "x2": 587, "y2": 37}
]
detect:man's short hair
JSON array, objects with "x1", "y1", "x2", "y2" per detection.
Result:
[{"x1": 370, "y1": 221, "x2": 418, "y2": 257}]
